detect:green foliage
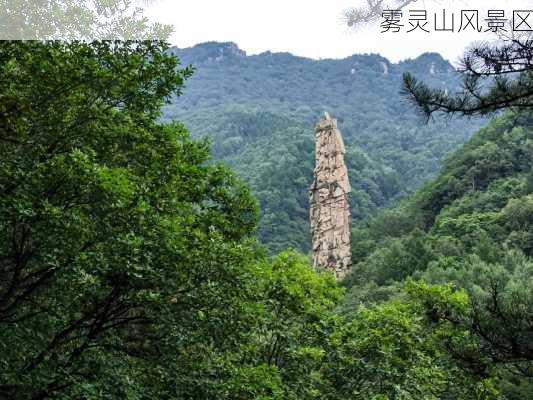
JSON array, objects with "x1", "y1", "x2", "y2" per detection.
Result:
[
  {"x1": 0, "y1": 40, "x2": 261, "y2": 399},
  {"x1": 164, "y1": 42, "x2": 484, "y2": 252},
  {"x1": 402, "y1": 40, "x2": 533, "y2": 118},
  {"x1": 0, "y1": 0, "x2": 172, "y2": 40},
  {"x1": 324, "y1": 298, "x2": 498, "y2": 400},
  {"x1": 343, "y1": 110, "x2": 533, "y2": 397},
  {"x1": 346, "y1": 112, "x2": 533, "y2": 289},
  {"x1": 1, "y1": 40, "x2": 528, "y2": 399},
  {"x1": 418, "y1": 251, "x2": 533, "y2": 372}
]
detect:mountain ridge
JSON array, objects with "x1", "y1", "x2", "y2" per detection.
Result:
[
  {"x1": 164, "y1": 41, "x2": 484, "y2": 253},
  {"x1": 171, "y1": 41, "x2": 453, "y2": 69}
]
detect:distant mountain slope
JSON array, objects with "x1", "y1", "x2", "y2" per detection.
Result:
[
  {"x1": 345, "y1": 110, "x2": 533, "y2": 302},
  {"x1": 163, "y1": 42, "x2": 484, "y2": 253}
]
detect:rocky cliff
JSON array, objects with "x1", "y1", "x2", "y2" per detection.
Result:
[{"x1": 310, "y1": 113, "x2": 352, "y2": 279}]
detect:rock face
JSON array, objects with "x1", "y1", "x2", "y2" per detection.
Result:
[{"x1": 309, "y1": 113, "x2": 352, "y2": 279}]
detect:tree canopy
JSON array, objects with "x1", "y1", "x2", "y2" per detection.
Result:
[
  {"x1": 0, "y1": 39, "x2": 515, "y2": 399},
  {"x1": 343, "y1": 110, "x2": 533, "y2": 398},
  {"x1": 403, "y1": 38, "x2": 533, "y2": 118}
]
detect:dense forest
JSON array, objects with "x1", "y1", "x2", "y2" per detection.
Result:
[
  {"x1": 0, "y1": 39, "x2": 532, "y2": 399},
  {"x1": 343, "y1": 111, "x2": 533, "y2": 398},
  {"x1": 165, "y1": 42, "x2": 485, "y2": 253}
]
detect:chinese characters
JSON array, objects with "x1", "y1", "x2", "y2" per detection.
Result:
[{"x1": 381, "y1": 9, "x2": 533, "y2": 33}]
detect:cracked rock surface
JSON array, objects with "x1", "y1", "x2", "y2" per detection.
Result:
[{"x1": 309, "y1": 113, "x2": 352, "y2": 279}]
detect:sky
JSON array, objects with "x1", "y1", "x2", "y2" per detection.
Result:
[{"x1": 144, "y1": 0, "x2": 532, "y2": 63}]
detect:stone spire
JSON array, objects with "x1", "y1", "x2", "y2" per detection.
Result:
[{"x1": 309, "y1": 113, "x2": 352, "y2": 279}]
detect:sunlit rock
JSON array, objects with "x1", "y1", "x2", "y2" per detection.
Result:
[{"x1": 309, "y1": 112, "x2": 352, "y2": 279}]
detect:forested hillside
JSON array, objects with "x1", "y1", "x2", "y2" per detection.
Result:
[
  {"x1": 346, "y1": 111, "x2": 533, "y2": 290},
  {"x1": 2, "y1": 39, "x2": 532, "y2": 400},
  {"x1": 164, "y1": 42, "x2": 484, "y2": 252},
  {"x1": 343, "y1": 111, "x2": 533, "y2": 399}
]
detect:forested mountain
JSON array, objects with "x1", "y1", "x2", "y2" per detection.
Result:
[
  {"x1": 2, "y1": 39, "x2": 532, "y2": 400},
  {"x1": 347, "y1": 111, "x2": 533, "y2": 290},
  {"x1": 343, "y1": 111, "x2": 533, "y2": 399},
  {"x1": 164, "y1": 41, "x2": 484, "y2": 253}
]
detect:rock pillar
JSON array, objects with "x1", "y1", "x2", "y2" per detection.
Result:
[{"x1": 309, "y1": 113, "x2": 352, "y2": 279}]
